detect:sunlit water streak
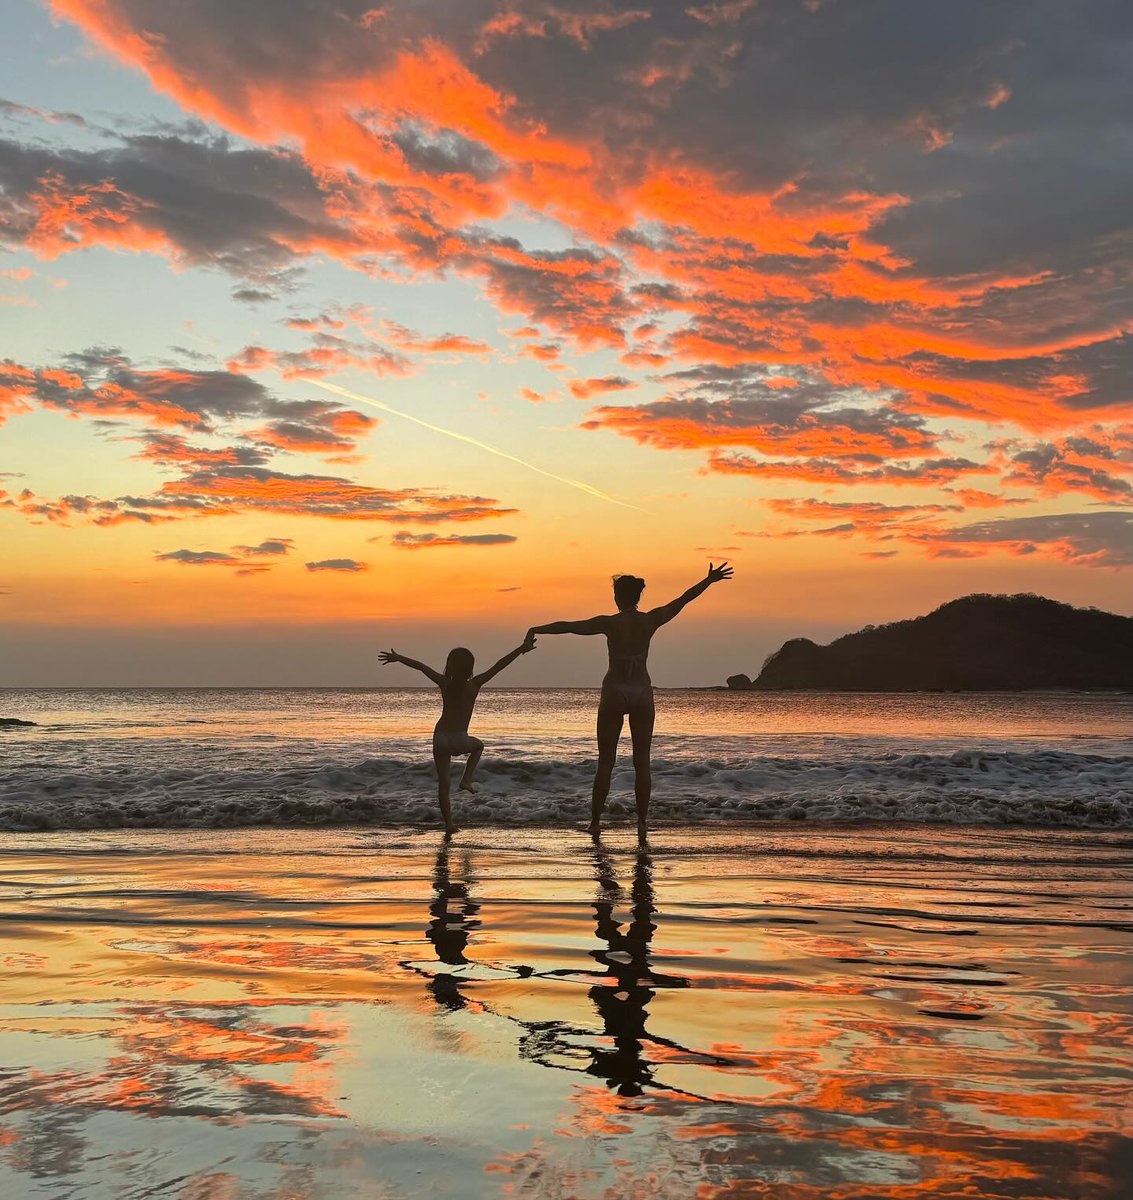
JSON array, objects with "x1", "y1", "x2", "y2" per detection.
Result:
[
  {"x1": 1, "y1": 689, "x2": 1131, "y2": 830},
  {"x1": 0, "y1": 826, "x2": 1129, "y2": 1198}
]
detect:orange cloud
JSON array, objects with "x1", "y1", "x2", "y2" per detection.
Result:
[
  {"x1": 156, "y1": 466, "x2": 520, "y2": 524},
  {"x1": 584, "y1": 394, "x2": 939, "y2": 458},
  {"x1": 569, "y1": 375, "x2": 638, "y2": 399},
  {"x1": 753, "y1": 495, "x2": 1132, "y2": 567}
]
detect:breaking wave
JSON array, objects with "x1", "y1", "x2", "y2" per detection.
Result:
[{"x1": 1, "y1": 749, "x2": 1130, "y2": 831}]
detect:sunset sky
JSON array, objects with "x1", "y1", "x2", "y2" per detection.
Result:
[{"x1": 2, "y1": 0, "x2": 1130, "y2": 685}]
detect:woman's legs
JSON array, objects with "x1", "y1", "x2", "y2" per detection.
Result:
[
  {"x1": 628, "y1": 702, "x2": 655, "y2": 842},
  {"x1": 590, "y1": 706, "x2": 624, "y2": 834},
  {"x1": 458, "y1": 738, "x2": 484, "y2": 792},
  {"x1": 433, "y1": 745, "x2": 455, "y2": 832}
]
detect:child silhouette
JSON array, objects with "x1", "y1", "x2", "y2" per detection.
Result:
[{"x1": 379, "y1": 635, "x2": 536, "y2": 832}]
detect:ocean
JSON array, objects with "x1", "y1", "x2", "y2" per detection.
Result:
[{"x1": 2, "y1": 687, "x2": 1130, "y2": 830}]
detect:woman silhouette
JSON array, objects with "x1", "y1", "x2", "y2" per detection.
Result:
[{"x1": 528, "y1": 562, "x2": 733, "y2": 838}]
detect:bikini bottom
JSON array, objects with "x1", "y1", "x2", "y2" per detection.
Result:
[
  {"x1": 432, "y1": 729, "x2": 481, "y2": 756},
  {"x1": 599, "y1": 681, "x2": 655, "y2": 718}
]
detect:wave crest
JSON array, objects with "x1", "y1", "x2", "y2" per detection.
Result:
[{"x1": 1, "y1": 750, "x2": 1130, "y2": 831}]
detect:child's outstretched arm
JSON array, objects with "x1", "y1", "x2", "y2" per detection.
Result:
[
  {"x1": 647, "y1": 561, "x2": 734, "y2": 629},
  {"x1": 473, "y1": 634, "x2": 536, "y2": 687},
  {"x1": 378, "y1": 648, "x2": 445, "y2": 686}
]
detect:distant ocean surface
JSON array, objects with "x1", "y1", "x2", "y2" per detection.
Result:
[{"x1": 1, "y1": 688, "x2": 1130, "y2": 831}]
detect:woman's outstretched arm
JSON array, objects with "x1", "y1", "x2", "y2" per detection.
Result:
[
  {"x1": 527, "y1": 616, "x2": 612, "y2": 639},
  {"x1": 473, "y1": 633, "x2": 536, "y2": 687},
  {"x1": 378, "y1": 648, "x2": 445, "y2": 686},
  {"x1": 647, "y1": 562, "x2": 733, "y2": 628}
]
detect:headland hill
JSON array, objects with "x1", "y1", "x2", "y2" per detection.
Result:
[{"x1": 722, "y1": 593, "x2": 1133, "y2": 692}]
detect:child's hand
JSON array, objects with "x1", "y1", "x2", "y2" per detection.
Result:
[{"x1": 378, "y1": 648, "x2": 401, "y2": 665}]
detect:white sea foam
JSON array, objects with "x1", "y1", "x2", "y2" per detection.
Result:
[
  {"x1": 1, "y1": 749, "x2": 1130, "y2": 831},
  {"x1": 3, "y1": 688, "x2": 1129, "y2": 831}
]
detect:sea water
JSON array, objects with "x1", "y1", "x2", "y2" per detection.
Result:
[{"x1": 1, "y1": 688, "x2": 1130, "y2": 830}]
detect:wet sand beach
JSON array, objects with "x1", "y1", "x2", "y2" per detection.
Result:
[{"x1": 0, "y1": 824, "x2": 1129, "y2": 1198}]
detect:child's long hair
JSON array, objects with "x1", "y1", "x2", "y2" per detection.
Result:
[{"x1": 444, "y1": 647, "x2": 475, "y2": 682}]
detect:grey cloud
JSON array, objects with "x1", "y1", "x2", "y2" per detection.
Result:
[
  {"x1": 583, "y1": 365, "x2": 936, "y2": 456},
  {"x1": 234, "y1": 538, "x2": 294, "y2": 556},
  {"x1": 134, "y1": 432, "x2": 274, "y2": 468},
  {"x1": 709, "y1": 452, "x2": 986, "y2": 485},
  {"x1": 0, "y1": 129, "x2": 357, "y2": 286},
  {"x1": 922, "y1": 511, "x2": 1133, "y2": 567},
  {"x1": 0, "y1": 97, "x2": 87, "y2": 127},
  {"x1": 232, "y1": 287, "x2": 277, "y2": 304},
  {"x1": 1004, "y1": 437, "x2": 1133, "y2": 503},
  {"x1": 390, "y1": 532, "x2": 518, "y2": 548},
  {"x1": 460, "y1": 234, "x2": 634, "y2": 344},
  {"x1": 8, "y1": 347, "x2": 374, "y2": 455},
  {"x1": 305, "y1": 558, "x2": 367, "y2": 571},
  {"x1": 391, "y1": 122, "x2": 502, "y2": 181},
  {"x1": 900, "y1": 334, "x2": 1133, "y2": 418},
  {"x1": 49, "y1": 347, "x2": 272, "y2": 425},
  {"x1": 155, "y1": 549, "x2": 240, "y2": 565}
]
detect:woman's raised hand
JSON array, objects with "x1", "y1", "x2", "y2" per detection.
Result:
[
  {"x1": 378, "y1": 648, "x2": 401, "y2": 665},
  {"x1": 706, "y1": 561, "x2": 733, "y2": 584}
]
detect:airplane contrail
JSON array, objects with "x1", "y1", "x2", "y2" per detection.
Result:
[{"x1": 311, "y1": 378, "x2": 645, "y2": 511}]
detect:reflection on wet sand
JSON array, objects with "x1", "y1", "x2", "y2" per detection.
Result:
[
  {"x1": 0, "y1": 826, "x2": 1129, "y2": 1199},
  {"x1": 424, "y1": 842, "x2": 481, "y2": 1011},
  {"x1": 413, "y1": 841, "x2": 731, "y2": 1105},
  {"x1": 580, "y1": 845, "x2": 692, "y2": 1097}
]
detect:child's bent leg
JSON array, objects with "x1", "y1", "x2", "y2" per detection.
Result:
[
  {"x1": 433, "y1": 747, "x2": 456, "y2": 831},
  {"x1": 458, "y1": 738, "x2": 484, "y2": 793}
]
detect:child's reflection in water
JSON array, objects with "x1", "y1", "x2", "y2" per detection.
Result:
[
  {"x1": 422, "y1": 842, "x2": 483, "y2": 1011},
  {"x1": 408, "y1": 841, "x2": 724, "y2": 1100}
]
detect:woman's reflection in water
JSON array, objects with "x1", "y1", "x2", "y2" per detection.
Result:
[{"x1": 584, "y1": 843, "x2": 690, "y2": 1097}]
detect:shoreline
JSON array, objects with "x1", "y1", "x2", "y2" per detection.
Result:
[{"x1": 3, "y1": 816, "x2": 1133, "y2": 839}]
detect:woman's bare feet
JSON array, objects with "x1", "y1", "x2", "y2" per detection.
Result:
[{"x1": 458, "y1": 779, "x2": 479, "y2": 794}]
